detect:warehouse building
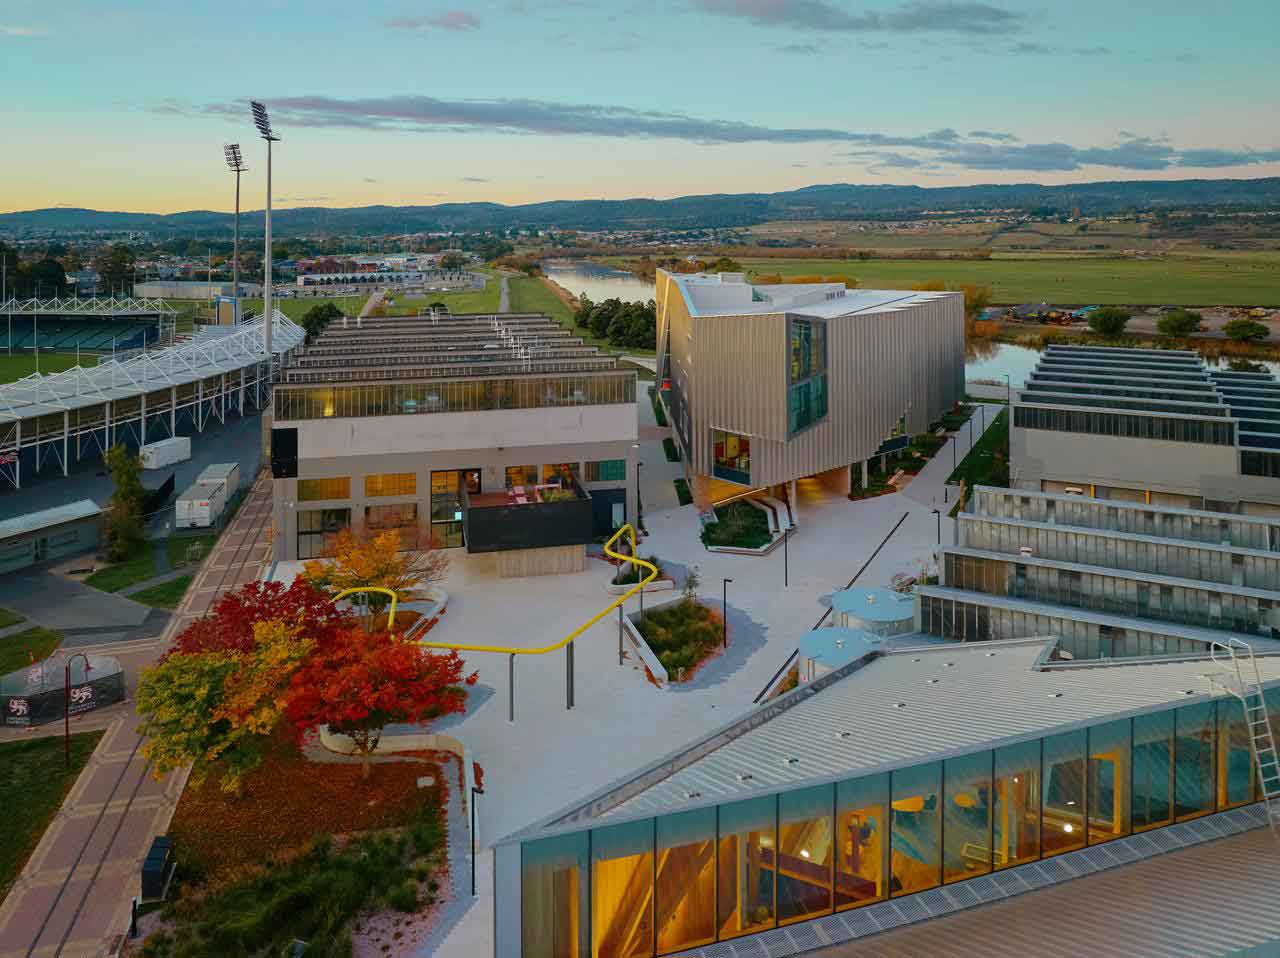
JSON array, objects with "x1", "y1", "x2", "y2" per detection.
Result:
[
  {"x1": 0, "y1": 499, "x2": 100, "y2": 574},
  {"x1": 1011, "y1": 345, "x2": 1280, "y2": 513},
  {"x1": 268, "y1": 312, "x2": 638, "y2": 575},
  {"x1": 494, "y1": 637, "x2": 1279, "y2": 957},
  {"x1": 654, "y1": 271, "x2": 964, "y2": 508}
]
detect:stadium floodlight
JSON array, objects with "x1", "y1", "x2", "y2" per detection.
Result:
[
  {"x1": 224, "y1": 144, "x2": 247, "y2": 315},
  {"x1": 249, "y1": 101, "x2": 281, "y2": 359}
]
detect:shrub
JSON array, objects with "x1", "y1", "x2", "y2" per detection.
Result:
[
  {"x1": 1088, "y1": 307, "x2": 1131, "y2": 336},
  {"x1": 636, "y1": 600, "x2": 724, "y2": 679},
  {"x1": 612, "y1": 556, "x2": 661, "y2": 586},
  {"x1": 700, "y1": 501, "x2": 772, "y2": 549},
  {"x1": 387, "y1": 879, "x2": 418, "y2": 913},
  {"x1": 1223, "y1": 318, "x2": 1270, "y2": 343},
  {"x1": 1157, "y1": 309, "x2": 1202, "y2": 337}
]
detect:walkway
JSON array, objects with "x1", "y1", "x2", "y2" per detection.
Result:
[
  {"x1": 0, "y1": 474, "x2": 274, "y2": 958},
  {"x1": 498, "y1": 274, "x2": 510, "y2": 313},
  {"x1": 359, "y1": 288, "x2": 385, "y2": 320}
]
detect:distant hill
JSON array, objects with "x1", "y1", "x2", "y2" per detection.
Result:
[{"x1": 4, "y1": 178, "x2": 1280, "y2": 237}]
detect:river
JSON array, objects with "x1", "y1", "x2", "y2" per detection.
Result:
[{"x1": 542, "y1": 260, "x2": 1280, "y2": 387}]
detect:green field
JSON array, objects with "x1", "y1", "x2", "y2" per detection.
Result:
[
  {"x1": 0, "y1": 352, "x2": 99, "y2": 384},
  {"x1": 240, "y1": 294, "x2": 370, "y2": 322},
  {"x1": 0, "y1": 626, "x2": 62, "y2": 675},
  {"x1": 379, "y1": 278, "x2": 501, "y2": 316},
  {"x1": 730, "y1": 254, "x2": 1280, "y2": 306},
  {"x1": 131, "y1": 575, "x2": 193, "y2": 610}
]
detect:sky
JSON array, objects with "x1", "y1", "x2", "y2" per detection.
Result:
[{"x1": 2, "y1": 0, "x2": 1279, "y2": 214}]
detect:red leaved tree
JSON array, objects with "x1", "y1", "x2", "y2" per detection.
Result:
[
  {"x1": 169, "y1": 580, "x2": 353, "y2": 657},
  {"x1": 285, "y1": 627, "x2": 476, "y2": 778}
]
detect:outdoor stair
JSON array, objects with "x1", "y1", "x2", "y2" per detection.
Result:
[
  {"x1": 755, "y1": 495, "x2": 793, "y2": 534},
  {"x1": 1207, "y1": 637, "x2": 1280, "y2": 835}
]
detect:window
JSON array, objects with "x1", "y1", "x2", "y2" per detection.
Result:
[
  {"x1": 1087, "y1": 720, "x2": 1131, "y2": 843},
  {"x1": 591, "y1": 819, "x2": 654, "y2": 958},
  {"x1": 943, "y1": 751, "x2": 992, "y2": 884},
  {"x1": 717, "y1": 796, "x2": 776, "y2": 940},
  {"x1": 431, "y1": 470, "x2": 478, "y2": 548},
  {"x1": 523, "y1": 833, "x2": 589, "y2": 958},
  {"x1": 585, "y1": 459, "x2": 627, "y2": 483},
  {"x1": 506, "y1": 465, "x2": 537, "y2": 489},
  {"x1": 777, "y1": 784, "x2": 833, "y2": 924},
  {"x1": 1042, "y1": 730, "x2": 1086, "y2": 856},
  {"x1": 788, "y1": 318, "x2": 827, "y2": 435},
  {"x1": 1175, "y1": 702, "x2": 1215, "y2": 820},
  {"x1": 543, "y1": 463, "x2": 580, "y2": 485},
  {"x1": 1216, "y1": 699, "x2": 1253, "y2": 809},
  {"x1": 297, "y1": 477, "x2": 350, "y2": 501},
  {"x1": 993, "y1": 740, "x2": 1040, "y2": 868},
  {"x1": 364, "y1": 504, "x2": 418, "y2": 546},
  {"x1": 711, "y1": 430, "x2": 751, "y2": 486},
  {"x1": 835, "y1": 774, "x2": 887, "y2": 910},
  {"x1": 296, "y1": 508, "x2": 349, "y2": 559},
  {"x1": 1013, "y1": 405, "x2": 1233, "y2": 446},
  {"x1": 1133, "y1": 711, "x2": 1174, "y2": 831},
  {"x1": 655, "y1": 809, "x2": 715, "y2": 954},
  {"x1": 890, "y1": 762, "x2": 940, "y2": 896},
  {"x1": 364, "y1": 472, "x2": 416, "y2": 497}
]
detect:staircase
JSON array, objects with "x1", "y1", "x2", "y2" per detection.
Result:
[{"x1": 1208, "y1": 637, "x2": 1280, "y2": 834}]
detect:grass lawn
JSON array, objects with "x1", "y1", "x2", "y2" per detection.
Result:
[
  {"x1": 240, "y1": 295, "x2": 369, "y2": 323},
  {"x1": 380, "y1": 279, "x2": 500, "y2": 316},
  {"x1": 0, "y1": 352, "x2": 100, "y2": 385},
  {"x1": 948, "y1": 408, "x2": 1010, "y2": 492},
  {"x1": 716, "y1": 254, "x2": 1280, "y2": 307},
  {"x1": 701, "y1": 501, "x2": 773, "y2": 549},
  {"x1": 0, "y1": 607, "x2": 25, "y2": 629},
  {"x1": 84, "y1": 549, "x2": 156, "y2": 593},
  {"x1": 0, "y1": 732, "x2": 103, "y2": 897},
  {"x1": 166, "y1": 535, "x2": 215, "y2": 569},
  {"x1": 130, "y1": 576, "x2": 193, "y2": 610},
  {"x1": 0, "y1": 626, "x2": 63, "y2": 675},
  {"x1": 636, "y1": 599, "x2": 724, "y2": 680}
]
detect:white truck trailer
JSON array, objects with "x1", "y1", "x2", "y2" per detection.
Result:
[{"x1": 140, "y1": 437, "x2": 191, "y2": 470}]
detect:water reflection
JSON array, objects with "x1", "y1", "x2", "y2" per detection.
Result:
[{"x1": 542, "y1": 259, "x2": 653, "y2": 305}]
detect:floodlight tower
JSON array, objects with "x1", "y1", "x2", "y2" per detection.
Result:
[
  {"x1": 250, "y1": 100, "x2": 279, "y2": 359},
  {"x1": 223, "y1": 143, "x2": 247, "y2": 321}
]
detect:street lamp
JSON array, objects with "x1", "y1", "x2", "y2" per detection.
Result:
[
  {"x1": 64, "y1": 652, "x2": 92, "y2": 769},
  {"x1": 722, "y1": 578, "x2": 732, "y2": 648},
  {"x1": 224, "y1": 143, "x2": 247, "y2": 321},
  {"x1": 250, "y1": 100, "x2": 279, "y2": 360},
  {"x1": 470, "y1": 783, "x2": 484, "y2": 897},
  {"x1": 932, "y1": 506, "x2": 941, "y2": 544}
]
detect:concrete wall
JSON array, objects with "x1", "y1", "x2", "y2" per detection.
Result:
[{"x1": 496, "y1": 544, "x2": 585, "y2": 577}]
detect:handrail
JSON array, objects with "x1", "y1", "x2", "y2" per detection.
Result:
[
  {"x1": 418, "y1": 523, "x2": 657, "y2": 656},
  {"x1": 332, "y1": 586, "x2": 400, "y2": 632}
]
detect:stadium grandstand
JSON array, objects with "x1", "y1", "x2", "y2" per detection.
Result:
[
  {"x1": 1, "y1": 296, "x2": 177, "y2": 355},
  {"x1": 0, "y1": 311, "x2": 304, "y2": 491}
]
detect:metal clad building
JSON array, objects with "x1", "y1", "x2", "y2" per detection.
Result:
[{"x1": 0, "y1": 499, "x2": 101, "y2": 573}]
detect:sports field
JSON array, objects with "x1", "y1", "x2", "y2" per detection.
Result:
[
  {"x1": 239, "y1": 294, "x2": 370, "y2": 322},
  {"x1": 0, "y1": 352, "x2": 99, "y2": 385}
]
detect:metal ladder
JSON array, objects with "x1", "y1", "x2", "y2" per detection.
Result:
[{"x1": 1208, "y1": 636, "x2": 1280, "y2": 833}]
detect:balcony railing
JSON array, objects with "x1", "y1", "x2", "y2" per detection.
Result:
[{"x1": 461, "y1": 477, "x2": 595, "y2": 553}]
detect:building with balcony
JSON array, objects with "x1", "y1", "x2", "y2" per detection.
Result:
[
  {"x1": 268, "y1": 312, "x2": 637, "y2": 574},
  {"x1": 654, "y1": 271, "x2": 964, "y2": 506},
  {"x1": 494, "y1": 636, "x2": 1280, "y2": 957},
  {"x1": 915, "y1": 485, "x2": 1280, "y2": 658},
  {"x1": 1011, "y1": 344, "x2": 1280, "y2": 513}
]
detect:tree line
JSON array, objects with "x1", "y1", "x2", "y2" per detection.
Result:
[{"x1": 573, "y1": 295, "x2": 657, "y2": 350}]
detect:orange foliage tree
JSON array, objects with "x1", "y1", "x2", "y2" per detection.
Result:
[{"x1": 301, "y1": 529, "x2": 449, "y2": 611}]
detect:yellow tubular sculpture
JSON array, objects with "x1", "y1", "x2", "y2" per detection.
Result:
[
  {"x1": 332, "y1": 586, "x2": 400, "y2": 632},
  {"x1": 418, "y1": 523, "x2": 657, "y2": 656}
]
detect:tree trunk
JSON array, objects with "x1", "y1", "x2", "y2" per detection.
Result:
[{"x1": 361, "y1": 752, "x2": 372, "y2": 779}]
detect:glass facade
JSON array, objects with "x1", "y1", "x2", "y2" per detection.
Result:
[
  {"x1": 586, "y1": 459, "x2": 627, "y2": 483},
  {"x1": 275, "y1": 374, "x2": 636, "y2": 421},
  {"x1": 364, "y1": 472, "x2": 416, "y2": 497},
  {"x1": 431, "y1": 469, "x2": 479, "y2": 548},
  {"x1": 506, "y1": 465, "x2": 537, "y2": 489},
  {"x1": 711, "y1": 430, "x2": 751, "y2": 486},
  {"x1": 296, "y1": 476, "x2": 350, "y2": 502},
  {"x1": 788, "y1": 318, "x2": 828, "y2": 435},
  {"x1": 1014, "y1": 405, "x2": 1234, "y2": 445},
  {"x1": 364, "y1": 503, "x2": 418, "y2": 545},
  {"x1": 520, "y1": 695, "x2": 1275, "y2": 957},
  {"x1": 296, "y1": 507, "x2": 349, "y2": 559}
]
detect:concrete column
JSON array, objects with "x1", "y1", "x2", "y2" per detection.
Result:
[
  {"x1": 239, "y1": 366, "x2": 246, "y2": 415},
  {"x1": 626, "y1": 445, "x2": 640, "y2": 531},
  {"x1": 862, "y1": 459, "x2": 869, "y2": 488},
  {"x1": 62, "y1": 411, "x2": 68, "y2": 476},
  {"x1": 140, "y1": 392, "x2": 147, "y2": 445},
  {"x1": 170, "y1": 386, "x2": 177, "y2": 437},
  {"x1": 787, "y1": 478, "x2": 797, "y2": 518}
]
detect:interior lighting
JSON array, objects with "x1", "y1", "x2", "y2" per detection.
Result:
[{"x1": 1063, "y1": 823, "x2": 1074, "y2": 833}]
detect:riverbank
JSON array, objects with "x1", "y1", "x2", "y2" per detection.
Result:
[{"x1": 979, "y1": 321, "x2": 1280, "y2": 363}]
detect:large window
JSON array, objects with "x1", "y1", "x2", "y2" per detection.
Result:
[
  {"x1": 943, "y1": 751, "x2": 992, "y2": 884},
  {"x1": 364, "y1": 503, "x2": 418, "y2": 545},
  {"x1": 1175, "y1": 702, "x2": 1216, "y2": 820},
  {"x1": 890, "y1": 762, "x2": 940, "y2": 896},
  {"x1": 1133, "y1": 711, "x2": 1175, "y2": 831},
  {"x1": 777, "y1": 785, "x2": 833, "y2": 924},
  {"x1": 788, "y1": 318, "x2": 827, "y2": 435},
  {"x1": 364, "y1": 472, "x2": 416, "y2": 497},
  {"x1": 716, "y1": 796, "x2": 775, "y2": 940},
  {"x1": 543, "y1": 463, "x2": 580, "y2": 485},
  {"x1": 1217, "y1": 699, "x2": 1254, "y2": 810},
  {"x1": 1088, "y1": 720, "x2": 1131, "y2": 843},
  {"x1": 506, "y1": 465, "x2": 537, "y2": 489},
  {"x1": 591, "y1": 820, "x2": 654, "y2": 958},
  {"x1": 431, "y1": 470, "x2": 478, "y2": 549},
  {"x1": 297, "y1": 508, "x2": 350, "y2": 559},
  {"x1": 297, "y1": 477, "x2": 350, "y2": 502},
  {"x1": 711, "y1": 430, "x2": 751, "y2": 486},
  {"x1": 1042, "y1": 730, "x2": 1086, "y2": 856},
  {"x1": 523, "y1": 833, "x2": 589, "y2": 958},
  {"x1": 993, "y1": 740, "x2": 1040, "y2": 868},
  {"x1": 1014, "y1": 405, "x2": 1234, "y2": 446},
  {"x1": 835, "y1": 774, "x2": 886, "y2": 910},
  {"x1": 586, "y1": 459, "x2": 627, "y2": 483},
  {"x1": 655, "y1": 809, "x2": 716, "y2": 954}
]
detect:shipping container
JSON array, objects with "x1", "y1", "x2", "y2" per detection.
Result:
[
  {"x1": 196, "y1": 462, "x2": 240, "y2": 492},
  {"x1": 174, "y1": 478, "x2": 228, "y2": 529},
  {"x1": 140, "y1": 437, "x2": 191, "y2": 470}
]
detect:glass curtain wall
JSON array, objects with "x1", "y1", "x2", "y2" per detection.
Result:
[
  {"x1": 835, "y1": 774, "x2": 887, "y2": 910},
  {"x1": 655, "y1": 809, "x2": 715, "y2": 954},
  {"x1": 716, "y1": 797, "x2": 776, "y2": 940},
  {"x1": 787, "y1": 318, "x2": 828, "y2": 435},
  {"x1": 890, "y1": 762, "x2": 941, "y2": 895},
  {"x1": 1087, "y1": 720, "x2": 1131, "y2": 843},
  {"x1": 943, "y1": 752, "x2": 993, "y2": 884},
  {"x1": 993, "y1": 740, "x2": 1040, "y2": 868},
  {"x1": 1217, "y1": 699, "x2": 1254, "y2": 809},
  {"x1": 1132, "y1": 711, "x2": 1175, "y2": 831},
  {"x1": 777, "y1": 785, "x2": 833, "y2": 924},
  {"x1": 1042, "y1": 731, "x2": 1086, "y2": 856},
  {"x1": 591, "y1": 820, "x2": 654, "y2": 958},
  {"x1": 524, "y1": 832, "x2": 589, "y2": 958},
  {"x1": 1175, "y1": 703, "x2": 1216, "y2": 820}
]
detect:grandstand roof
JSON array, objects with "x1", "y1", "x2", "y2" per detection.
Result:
[
  {"x1": 0, "y1": 296, "x2": 176, "y2": 318},
  {"x1": 0, "y1": 312, "x2": 304, "y2": 423}
]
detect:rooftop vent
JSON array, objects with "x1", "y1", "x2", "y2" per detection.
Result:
[
  {"x1": 784, "y1": 756, "x2": 800, "y2": 766},
  {"x1": 894, "y1": 702, "x2": 907, "y2": 709},
  {"x1": 1048, "y1": 692, "x2": 1063, "y2": 698},
  {"x1": 737, "y1": 772, "x2": 754, "y2": 782}
]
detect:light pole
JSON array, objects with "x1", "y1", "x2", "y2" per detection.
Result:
[
  {"x1": 932, "y1": 507, "x2": 941, "y2": 544},
  {"x1": 224, "y1": 144, "x2": 247, "y2": 322},
  {"x1": 470, "y1": 784, "x2": 484, "y2": 897},
  {"x1": 250, "y1": 101, "x2": 279, "y2": 361},
  {"x1": 783, "y1": 527, "x2": 790, "y2": 588},
  {"x1": 722, "y1": 578, "x2": 732, "y2": 648},
  {"x1": 64, "y1": 652, "x2": 92, "y2": 769}
]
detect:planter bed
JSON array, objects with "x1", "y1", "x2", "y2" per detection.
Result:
[
  {"x1": 700, "y1": 500, "x2": 775, "y2": 551},
  {"x1": 634, "y1": 598, "x2": 725, "y2": 684}
]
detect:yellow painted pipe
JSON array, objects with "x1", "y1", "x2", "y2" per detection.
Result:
[{"x1": 332, "y1": 586, "x2": 399, "y2": 631}]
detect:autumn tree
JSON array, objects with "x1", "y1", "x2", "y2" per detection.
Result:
[
  {"x1": 285, "y1": 627, "x2": 476, "y2": 778},
  {"x1": 960, "y1": 283, "x2": 993, "y2": 318},
  {"x1": 103, "y1": 443, "x2": 145, "y2": 561},
  {"x1": 170, "y1": 579, "x2": 351, "y2": 657},
  {"x1": 911, "y1": 280, "x2": 947, "y2": 292},
  {"x1": 302, "y1": 529, "x2": 449, "y2": 613}
]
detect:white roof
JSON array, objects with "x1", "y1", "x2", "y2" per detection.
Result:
[
  {"x1": 0, "y1": 499, "x2": 101, "y2": 540},
  {"x1": 515, "y1": 639, "x2": 1280, "y2": 839},
  {"x1": 665, "y1": 270, "x2": 954, "y2": 319}
]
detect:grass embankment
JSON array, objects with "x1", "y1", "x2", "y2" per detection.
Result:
[
  {"x1": 948, "y1": 409, "x2": 1010, "y2": 496},
  {"x1": 636, "y1": 600, "x2": 725, "y2": 680},
  {"x1": 0, "y1": 626, "x2": 63, "y2": 675},
  {"x1": 0, "y1": 352, "x2": 100, "y2": 384},
  {"x1": 701, "y1": 501, "x2": 773, "y2": 549},
  {"x1": 0, "y1": 607, "x2": 25, "y2": 629},
  {"x1": 131, "y1": 576, "x2": 194, "y2": 610},
  {"x1": 663, "y1": 437, "x2": 681, "y2": 462},
  {"x1": 85, "y1": 549, "x2": 155, "y2": 593},
  {"x1": 508, "y1": 274, "x2": 638, "y2": 353},
  {"x1": 0, "y1": 732, "x2": 104, "y2": 897}
]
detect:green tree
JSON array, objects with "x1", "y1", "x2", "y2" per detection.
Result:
[
  {"x1": 440, "y1": 251, "x2": 467, "y2": 270},
  {"x1": 1157, "y1": 310, "x2": 1203, "y2": 337},
  {"x1": 1088, "y1": 307, "x2": 1131, "y2": 337},
  {"x1": 21, "y1": 258, "x2": 69, "y2": 298},
  {"x1": 573, "y1": 294, "x2": 595, "y2": 330},
  {"x1": 706, "y1": 256, "x2": 741, "y2": 273},
  {"x1": 1223, "y1": 318, "x2": 1270, "y2": 343},
  {"x1": 91, "y1": 243, "x2": 136, "y2": 294},
  {"x1": 300, "y1": 301, "x2": 343, "y2": 341},
  {"x1": 103, "y1": 444, "x2": 145, "y2": 561}
]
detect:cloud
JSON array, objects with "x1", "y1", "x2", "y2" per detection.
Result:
[
  {"x1": 0, "y1": 23, "x2": 49, "y2": 37},
  {"x1": 461, "y1": 176, "x2": 490, "y2": 182},
  {"x1": 1008, "y1": 41, "x2": 1111, "y2": 55},
  {"x1": 777, "y1": 42, "x2": 822, "y2": 53},
  {"x1": 1178, "y1": 148, "x2": 1280, "y2": 168},
  {"x1": 969, "y1": 129, "x2": 1018, "y2": 142},
  {"x1": 385, "y1": 9, "x2": 481, "y2": 31},
  {"x1": 693, "y1": 0, "x2": 1026, "y2": 34}
]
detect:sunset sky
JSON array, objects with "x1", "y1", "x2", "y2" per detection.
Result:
[{"x1": 2, "y1": 0, "x2": 1278, "y2": 214}]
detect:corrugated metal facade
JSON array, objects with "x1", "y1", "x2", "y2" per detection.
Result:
[{"x1": 656, "y1": 271, "x2": 965, "y2": 489}]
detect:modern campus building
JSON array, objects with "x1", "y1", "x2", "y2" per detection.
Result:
[
  {"x1": 494, "y1": 637, "x2": 1280, "y2": 957},
  {"x1": 916, "y1": 485, "x2": 1280, "y2": 659},
  {"x1": 268, "y1": 311, "x2": 638, "y2": 574},
  {"x1": 1011, "y1": 345, "x2": 1280, "y2": 513},
  {"x1": 654, "y1": 272, "x2": 964, "y2": 506}
]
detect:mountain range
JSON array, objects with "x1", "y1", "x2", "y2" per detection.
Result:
[{"x1": 4, "y1": 178, "x2": 1279, "y2": 237}]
